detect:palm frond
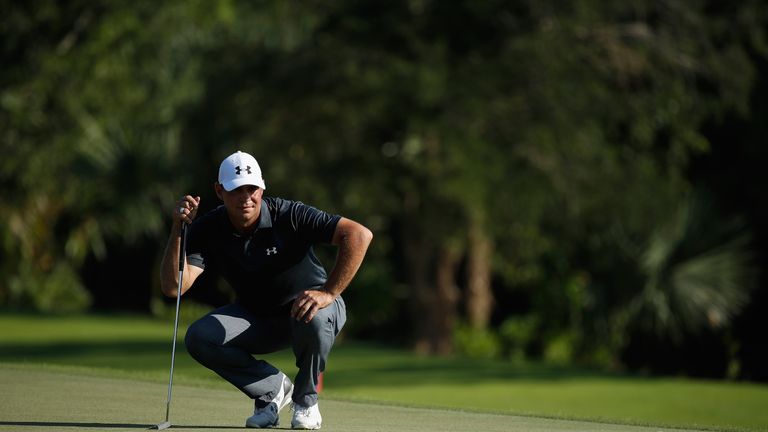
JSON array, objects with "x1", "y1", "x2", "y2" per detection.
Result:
[{"x1": 629, "y1": 194, "x2": 754, "y2": 340}]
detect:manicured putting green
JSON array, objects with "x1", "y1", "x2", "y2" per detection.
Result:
[{"x1": 0, "y1": 365, "x2": 711, "y2": 432}]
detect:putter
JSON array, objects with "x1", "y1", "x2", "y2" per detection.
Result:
[{"x1": 152, "y1": 222, "x2": 188, "y2": 430}]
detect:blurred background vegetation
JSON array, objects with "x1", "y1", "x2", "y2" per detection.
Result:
[{"x1": 2, "y1": 0, "x2": 767, "y2": 381}]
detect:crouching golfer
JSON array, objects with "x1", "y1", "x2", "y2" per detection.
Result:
[{"x1": 160, "y1": 151, "x2": 372, "y2": 429}]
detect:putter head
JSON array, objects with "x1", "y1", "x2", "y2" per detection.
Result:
[{"x1": 151, "y1": 421, "x2": 171, "y2": 430}]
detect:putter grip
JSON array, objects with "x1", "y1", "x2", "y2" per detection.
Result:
[{"x1": 178, "y1": 223, "x2": 187, "y2": 272}]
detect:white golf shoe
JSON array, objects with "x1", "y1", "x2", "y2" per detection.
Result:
[
  {"x1": 246, "y1": 374, "x2": 294, "y2": 428},
  {"x1": 291, "y1": 402, "x2": 322, "y2": 430}
]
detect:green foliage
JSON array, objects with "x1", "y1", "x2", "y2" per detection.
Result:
[
  {"x1": 0, "y1": 0, "x2": 226, "y2": 308},
  {"x1": 627, "y1": 195, "x2": 754, "y2": 340},
  {"x1": 6, "y1": 262, "x2": 91, "y2": 313},
  {"x1": 453, "y1": 323, "x2": 502, "y2": 359},
  {"x1": 498, "y1": 315, "x2": 540, "y2": 362},
  {"x1": 543, "y1": 330, "x2": 578, "y2": 366}
]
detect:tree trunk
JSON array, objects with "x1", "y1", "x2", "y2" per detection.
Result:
[
  {"x1": 466, "y1": 218, "x2": 494, "y2": 329},
  {"x1": 402, "y1": 189, "x2": 436, "y2": 355},
  {"x1": 432, "y1": 242, "x2": 460, "y2": 354},
  {"x1": 404, "y1": 232, "x2": 434, "y2": 355},
  {"x1": 405, "y1": 235, "x2": 460, "y2": 355},
  {"x1": 402, "y1": 187, "x2": 461, "y2": 355}
]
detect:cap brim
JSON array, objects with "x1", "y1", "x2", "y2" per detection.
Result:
[{"x1": 221, "y1": 177, "x2": 266, "y2": 192}]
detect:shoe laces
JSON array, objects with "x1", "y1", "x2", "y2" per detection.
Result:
[{"x1": 254, "y1": 403, "x2": 277, "y2": 417}]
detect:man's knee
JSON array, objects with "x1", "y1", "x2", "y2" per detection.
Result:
[
  {"x1": 185, "y1": 317, "x2": 224, "y2": 362},
  {"x1": 292, "y1": 314, "x2": 324, "y2": 335},
  {"x1": 292, "y1": 312, "x2": 337, "y2": 352}
]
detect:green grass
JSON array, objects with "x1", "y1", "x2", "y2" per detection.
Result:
[
  {"x1": 1, "y1": 313, "x2": 767, "y2": 431},
  {"x1": 1, "y1": 364, "x2": 692, "y2": 432}
]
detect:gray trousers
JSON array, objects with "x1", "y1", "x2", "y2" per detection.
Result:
[{"x1": 184, "y1": 297, "x2": 346, "y2": 408}]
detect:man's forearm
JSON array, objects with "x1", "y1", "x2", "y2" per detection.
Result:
[
  {"x1": 324, "y1": 223, "x2": 373, "y2": 297},
  {"x1": 291, "y1": 218, "x2": 372, "y2": 322},
  {"x1": 160, "y1": 222, "x2": 184, "y2": 297}
]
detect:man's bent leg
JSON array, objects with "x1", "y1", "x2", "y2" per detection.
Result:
[
  {"x1": 290, "y1": 296, "x2": 346, "y2": 407},
  {"x1": 184, "y1": 303, "x2": 291, "y2": 407}
]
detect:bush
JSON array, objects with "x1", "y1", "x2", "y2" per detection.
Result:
[
  {"x1": 454, "y1": 323, "x2": 501, "y2": 359},
  {"x1": 498, "y1": 315, "x2": 540, "y2": 362},
  {"x1": 7, "y1": 262, "x2": 91, "y2": 313},
  {"x1": 543, "y1": 330, "x2": 578, "y2": 365}
]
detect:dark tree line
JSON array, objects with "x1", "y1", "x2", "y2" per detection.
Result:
[{"x1": 2, "y1": 0, "x2": 767, "y2": 380}]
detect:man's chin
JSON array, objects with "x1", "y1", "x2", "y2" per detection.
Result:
[{"x1": 227, "y1": 211, "x2": 257, "y2": 229}]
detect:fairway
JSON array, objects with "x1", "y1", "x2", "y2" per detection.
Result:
[{"x1": 0, "y1": 365, "x2": 710, "y2": 432}]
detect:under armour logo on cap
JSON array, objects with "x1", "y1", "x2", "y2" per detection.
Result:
[
  {"x1": 235, "y1": 166, "x2": 252, "y2": 175},
  {"x1": 218, "y1": 151, "x2": 266, "y2": 192}
]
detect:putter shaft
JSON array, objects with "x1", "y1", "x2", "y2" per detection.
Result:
[{"x1": 155, "y1": 223, "x2": 187, "y2": 429}]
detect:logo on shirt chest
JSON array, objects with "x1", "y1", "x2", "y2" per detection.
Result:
[{"x1": 265, "y1": 246, "x2": 278, "y2": 256}]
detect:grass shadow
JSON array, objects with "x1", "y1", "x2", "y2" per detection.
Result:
[{"x1": 0, "y1": 340, "x2": 621, "y2": 388}]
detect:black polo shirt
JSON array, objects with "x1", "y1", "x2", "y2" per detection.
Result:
[{"x1": 185, "y1": 197, "x2": 341, "y2": 314}]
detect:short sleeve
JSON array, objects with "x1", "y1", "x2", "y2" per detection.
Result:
[
  {"x1": 184, "y1": 219, "x2": 206, "y2": 270},
  {"x1": 287, "y1": 201, "x2": 341, "y2": 244}
]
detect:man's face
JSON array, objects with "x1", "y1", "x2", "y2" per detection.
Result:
[{"x1": 215, "y1": 183, "x2": 263, "y2": 230}]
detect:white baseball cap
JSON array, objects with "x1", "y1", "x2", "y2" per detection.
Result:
[{"x1": 218, "y1": 151, "x2": 266, "y2": 191}]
